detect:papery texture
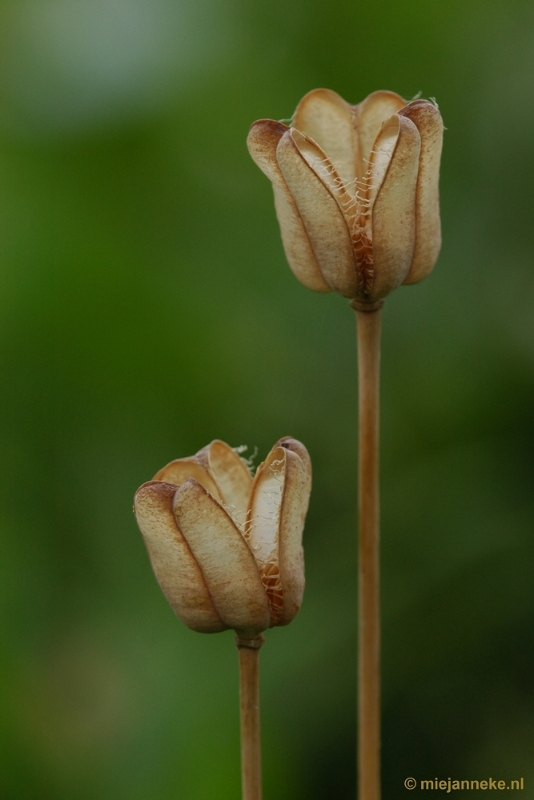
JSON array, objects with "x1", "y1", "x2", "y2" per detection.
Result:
[
  {"x1": 134, "y1": 437, "x2": 311, "y2": 637},
  {"x1": 248, "y1": 89, "x2": 444, "y2": 306}
]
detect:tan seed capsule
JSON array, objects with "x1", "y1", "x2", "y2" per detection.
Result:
[
  {"x1": 247, "y1": 89, "x2": 444, "y2": 308},
  {"x1": 134, "y1": 437, "x2": 311, "y2": 640}
]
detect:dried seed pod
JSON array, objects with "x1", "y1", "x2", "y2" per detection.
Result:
[
  {"x1": 134, "y1": 438, "x2": 311, "y2": 640},
  {"x1": 248, "y1": 89, "x2": 443, "y2": 308}
]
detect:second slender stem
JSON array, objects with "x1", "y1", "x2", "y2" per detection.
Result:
[
  {"x1": 236, "y1": 635, "x2": 264, "y2": 800},
  {"x1": 355, "y1": 307, "x2": 382, "y2": 800}
]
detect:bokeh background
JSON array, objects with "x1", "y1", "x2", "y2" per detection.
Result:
[{"x1": 1, "y1": 0, "x2": 534, "y2": 797}]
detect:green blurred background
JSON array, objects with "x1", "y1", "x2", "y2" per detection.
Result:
[{"x1": 1, "y1": 0, "x2": 534, "y2": 797}]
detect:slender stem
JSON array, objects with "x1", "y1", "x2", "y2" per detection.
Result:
[
  {"x1": 355, "y1": 307, "x2": 382, "y2": 800},
  {"x1": 236, "y1": 635, "x2": 264, "y2": 800}
]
